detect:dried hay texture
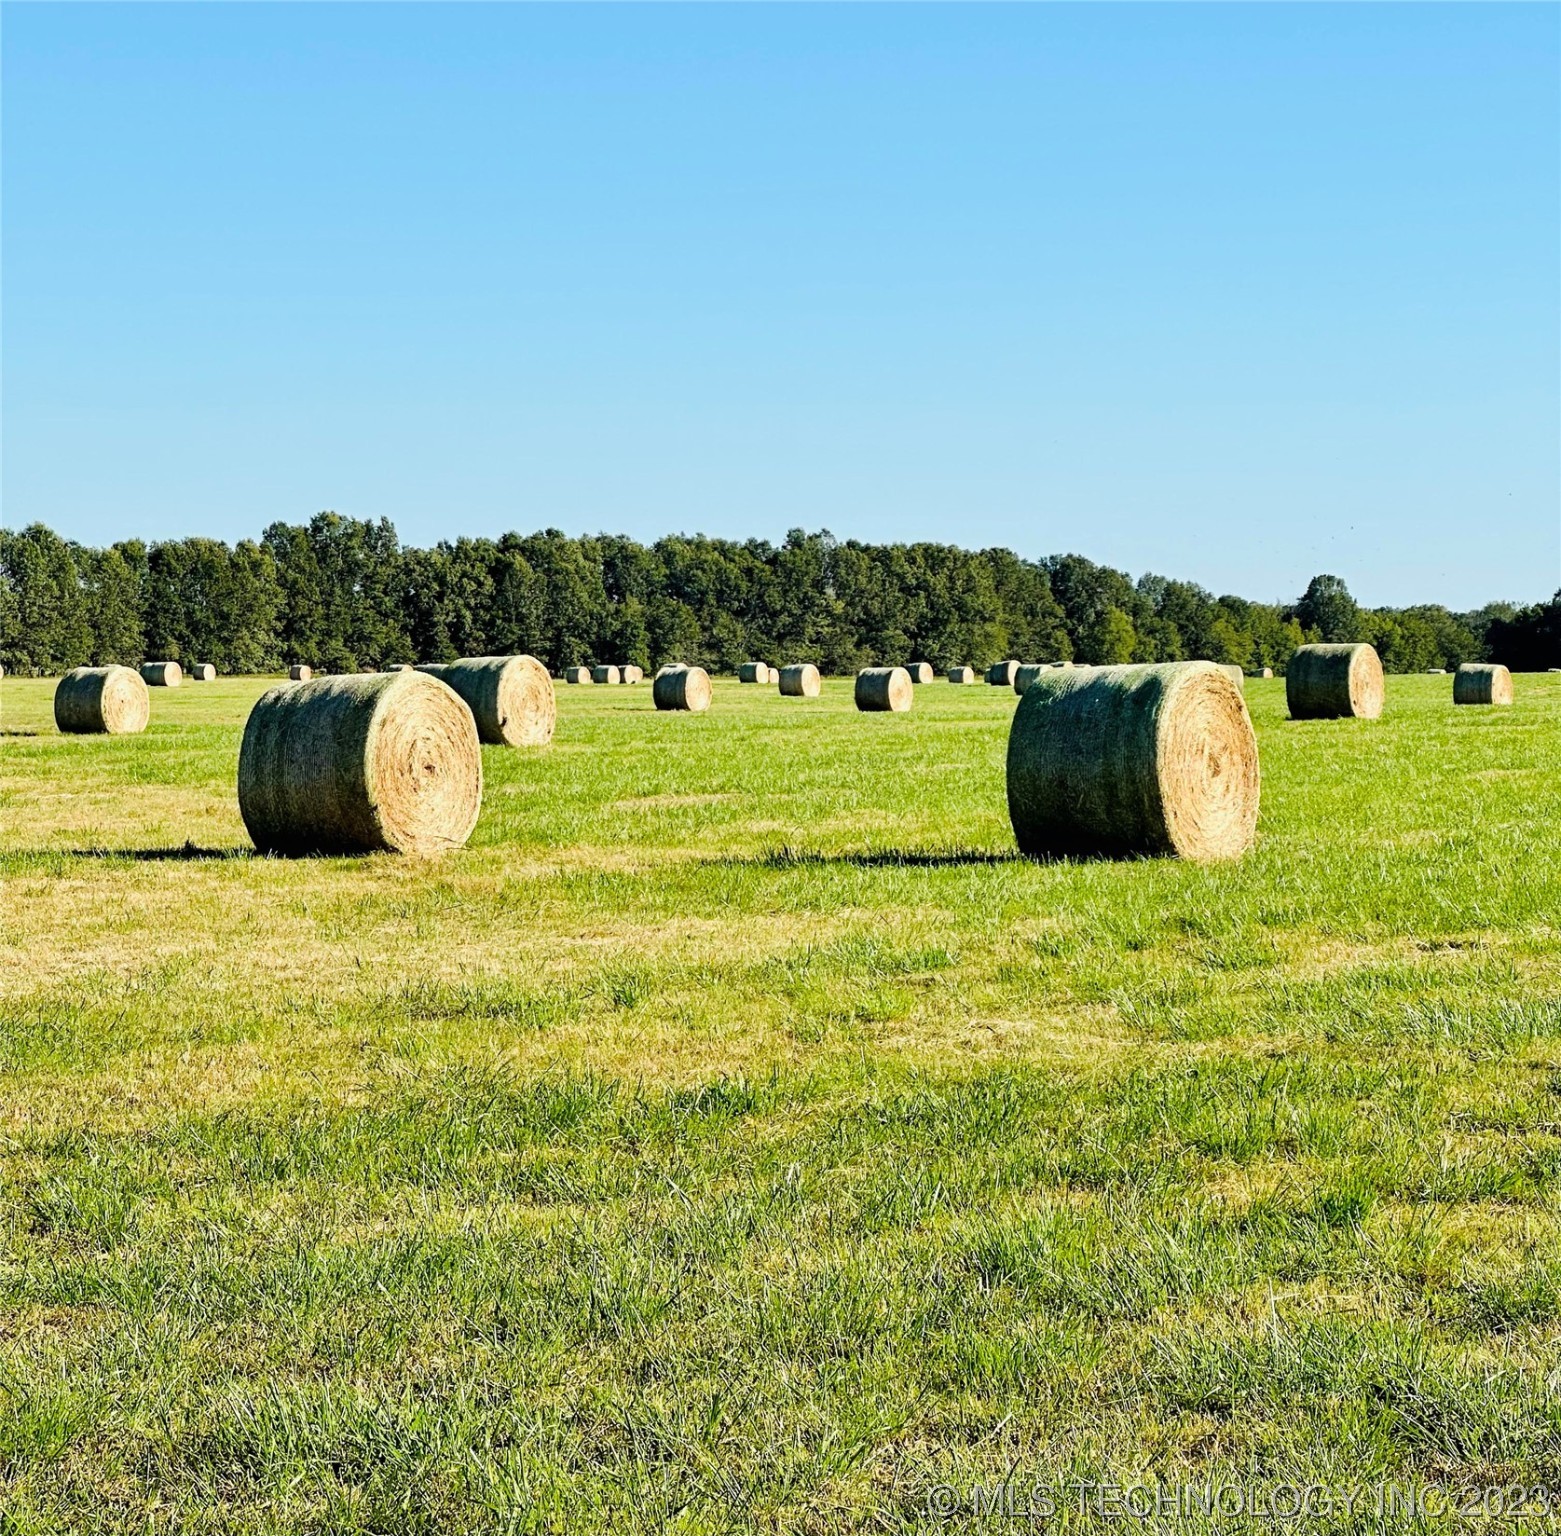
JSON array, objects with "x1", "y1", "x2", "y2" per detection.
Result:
[
  {"x1": 239, "y1": 670, "x2": 482, "y2": 857},
  {"x1": 416, "y1": 655, "x2": 556, "y2": 746},
  {"x1": 779, "y1": 664, "x2": 822, "y2": 698},
  {"x1": 855, "y1": 667, "x2": 913, "y2": 712},
  {"x1": 1217, "y1": 663, "x2": 1244, "y2": 688},
  {"x1": 141, "y1": 661, "x2": 183, "y2": 687},
  {"x1": 55, "y1": 666, "x2": 150, "y2": 735},
  {"x1": 1007, "y1": 661, "x2": 1259, "y2": 862},
  {"x1": 622, "y1": 665, "x2": 644, "y2": 684},
  {"x1": 1285, "y1": 643, "x2": 1384, "y2": 720},
  {"x1": 947, "y1": 666, "x2": 975, "y2": 684},
  {"x1": 653, "y1": 664, "x2": 712, "y2": 712},
  {"x1": 1454, "y1": 663, "x2": 1513, "y2": 706},
  {"x1": 987, "y1": 660, "x2": 1019, "y2": 686}
]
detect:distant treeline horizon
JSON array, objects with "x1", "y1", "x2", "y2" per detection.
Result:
[{"x1": 2, "y1": 515, "x2": 1558, "y2": 677}]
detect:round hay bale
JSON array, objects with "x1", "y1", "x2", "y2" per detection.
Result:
[
  {"x1": 55, "y1": 665, "x2": 150, "y2": 735},
  {"x1": 738, "y1": 662, "x2": 768, "y2": 683},
  {"x1": 415, "y1": 655, "x2": 555, "y2": 746},
  {"x1": 591, "y1": 664, "x2": 621, "y2": 685},
  {"x1": 1426, "y1": 668, "x2": 1446, "y2": 675},
  {"x1": 1014, "y1": 663, "x2": 1051, "y2": 696},
  {"x1": 1007, "y1": 661, "x2": 1259, "y2": 862},
  {"x1": 141, "y1": 661, "x2": 183, "y2": 687},
  {"x1": 855, "y1": 666, "x2": 913, "y2": 712},
  {"x1": 563, "y1": 666, "x2": 592, "y2": 685},
  {"x1": 653, "y1": 664, "x2": 712, "y2": 712},
  {"x1": 1216, "y1": 663, "x2": 1244, "y2": 688},
  {"x1": 947, "y1": 665, "x2": 975, "y2": 684},
  {"x1": 987, "y1": 660, "x2": 1019, "y2": 686},
  {"x1": 238, "y1": 670, "x2": 481, "y2": 856},
  {"x1": 190, "y1": 663, "x2": 216, "y2": 682},
  {"x1": 1258, "y1": 667, "x2": 1274, "y2": 679},
  {"x1": 779, "y1": 664, "x2": 821, "y2": 698},
  {"x1": 622, "y1": 665, "x2": 644, "y2": 685},
  {"x1": 289, "y1": 664, "x2": 312, "y2": 682},
  {"x1": 1454, "y1": 662, "x2": 1513, "y2": 706},
  {"x1": 906, "y1": 662, "x2": 935, "y2": 685},
  {"x1": 1285, "y1": 643, "x2": 1384, "y2": 720}
]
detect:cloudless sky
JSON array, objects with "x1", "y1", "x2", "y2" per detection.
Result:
[{"x1": 3, "y1": 3, "x2": 1557, "y2": 608}]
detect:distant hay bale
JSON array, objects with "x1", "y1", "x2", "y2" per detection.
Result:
[
  {"x1": 653, "y1": 664, "x2": 712, "y2": 712},
  {"x1": 1285, "y1": 643, "x2": 1384, "y2": 720},
  {"x1": 855, "y1": 666, "x2": 913, "y2": 712},
  {"x1": 779, "y1": 664, "x2": 821, "y2": 698},
  {"x1": 416, "y1": 655, "x2": 556, "y2": 746},
  {"x1": 190, "y1": 663, "x2": 216, "y2": 682},
  {"x1": 563, "y1": 666, "x2": 593, "y2": 684},
  {"x1": 55, "y1": 665, "x2": 150, "y2": 735},
  {"x1": 1258, "y1": 667, "x2": 1274, "y2": 679},
  {"x1": 622, "y1": 665, "x2": 644, "y2": 684},
  {"x1": 591, "y1": 664, "x2": 621, "y2": 685},
  {"x1": 1007, "y1": 661, "x2": 1259, "y2": 862},
  {"x1": 948, "y1": 666, "x2": 975, "y2": 684},
  {"x1": 238, "y1": 670, "x2": 481, "y2": 856},
  {"x1": 1013, "y1": 663, "x2": 1051, "y2": 696},
  {"x1": 140, "y1": 661, "x2": 183, "y2": 687},
  {"x1": 738, "y1": 662, "x2": 769, "y2": 683},
  {"x1": 906, "y1": 662, "x2": 935, "y2": 684},
  {"x1": 289, "y1": 664, "x2": 312, "y2": 682},
  {"x1": 1454, "y1": 662, "x2": 1513, "y2": 706},
  {"x1": 987, "y1": 660, "x2": 1019, "y2": 686},
  {"x1": 1426, "y1": 668, "x2": 1446, "y2": 675}
]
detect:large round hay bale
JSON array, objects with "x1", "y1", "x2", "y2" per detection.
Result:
[
  {"x1": 622, "y1": 665, "x2": 644, "y2": 685},
  {"x1": 190, "y1": 663, "x2": 216, "y2": 682},
  {"x1": 238, "y1": 670, "x2": 481, "y2": 856},
  {"x1": 779, "y1": 664, "x2": 821, "y2": 698},
  {"x1": 906, "y1": 662, "x2": 935, "y2": 685},
  {"x1": 1007, "y1": 661, "x2": 1259, "y2": 862},
  {"x1": 591, "y1": 664, "x2": 621, "y2": 685},
  {"x1": 1285, "y1": 643, "x2": 1384, "y2": 720},
  {"x1": 1014, "y1": 663, "x2": 1052, "y2": 696},
  {"x1": 738, "y1": 662, "x2": 768, "y2": 683},
  {"x1": 1454, "y1": 662, "x2": 1513, "y2": 706},
  {"x1": 289, "y1": 664, "x2": 312, "y2": 682},
  {"x1": 987, "y1": 660, "x2": 1019, "y2": 686},
  {"x1": 563, "y1": 666, "x2": 592, "y2": 685},
  {"x1": 141, "y1": 661, "x2": 183, "y2": 687},
  {"x1": 55, "y1": 665, "x2": 150, "y2": 735},
  {"x1": 653, "y1": 664, "x2": 712, "y2": 712},
  {"x1": 415, "y1": 655, "x2": 555, "y2": 746},
  {"x1": 855, "y1": 666, "x2": 913, "y2": 712},
  {"x1": 948, "y1": 665, "x2": 975, "y2": 684}
]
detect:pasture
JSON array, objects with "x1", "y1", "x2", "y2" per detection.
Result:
[{"x1": 0, "y1": 673, "x2": 1558, "y2": 1531}]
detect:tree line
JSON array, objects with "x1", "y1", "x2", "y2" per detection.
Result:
[{"x1": 1, "y1": 514, "x2": 1554, "y2": 677}]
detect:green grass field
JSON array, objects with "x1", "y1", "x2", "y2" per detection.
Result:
[{"x1": 1, "y1": 672, "x2": 1558, "y2": 1532}]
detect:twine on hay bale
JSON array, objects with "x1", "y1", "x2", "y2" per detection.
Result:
[
  {"x1": 1453, "y1": 662, "x2": 1513, "y2": 706},
  {"x1": 987, "y1": 660, "x2": 1019, "y2": 687},
  {"x1": 653, "y1": 664, "x2": 712, "y2": 712},
  {"x1": 1285, "y1": 643, "x2": 1384, "y2": 720},
  {"x1": 855, "y1": 667, "x2": 913, "y2": 712},
  {"x1": 238, "y1": 670, "x2": 482, "y2": 856},
  {"x1": 947, "y1": 666, "x2": 975, "y2": 684},
  {"x1": 779, "y1": 664, "x2": 821, "y2": 698},
  {"x1": 55, "y1": 666, "x2": 150, "y2": 735},
  {"x1": 1007, "y1": 661, "x2": 1259, "y2": 862},
  {"x1": 140, "y1": 661, "x2": 182, "y2": 687},
  {"x1": 416, "y1": 655, "x2": 555, "y2": 746}
]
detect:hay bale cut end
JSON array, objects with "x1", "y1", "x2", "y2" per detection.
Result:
[
  {"x1": 55, "y1": 665, "x2": 150, "y2": 735},
  {"x1": 653, "y1": 664, "x2": 712, "y2": 712},
  {"x1": 987, "y1": 660, "x2": 1019, "y2": 687},
  {"x1": 416, "y1": 655, "x2": 555, "y2": 746},
  {"x1": 239, "y1": 670, "x2": 481, "y2": 856},
  {"x1": 779, "y1": 664, "x2": 822, "y2": 698},
  {"x1": 906, "y1": 662, "x2": 935, "y2": 685},
  {"x1": 141, "y1": 661, "x2": 182, "y2": 687},
  {"x1": 947, "y1": 665, "x2": 975, "y2": 684},
  {"x1": 1008, "y1": 661, "x2": 1259, "y2": 862},
  {"x1": 289, "y1": 665, "x2": 312, "y2": 682},
  {"x1": 622, "y1": 665, "x2": 644, "y2": 684},
  {"x1": 1285, "y1": 643, "x2": 1384, "y2": 720},
  {"x1": 1454, "y1": 662, "x2": 1513, "y2": 706},
  {"x1": 190, "y1": 663, "x2": 216, "y2": 682},
  {"x1": 855, "y1": 667, "x2": 913, "y2": 712}
]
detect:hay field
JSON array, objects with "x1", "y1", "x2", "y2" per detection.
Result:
[{"x1": 1, "y1": 674, "x2": 1559, "y2": 1531}]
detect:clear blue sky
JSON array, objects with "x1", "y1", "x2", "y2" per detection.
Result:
[{"x1": 3, "y1": 3, "x2": 1557, "y2": 609}]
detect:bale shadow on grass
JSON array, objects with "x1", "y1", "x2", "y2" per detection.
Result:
[{"x1": 68, "y1": 841, "x2": 250, "y2": 862}]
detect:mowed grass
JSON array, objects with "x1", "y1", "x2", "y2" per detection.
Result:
[{"x1": 0, "y1": 672, "x2": 1559, "y2": 1533}]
